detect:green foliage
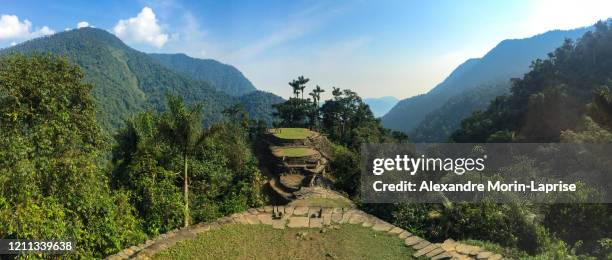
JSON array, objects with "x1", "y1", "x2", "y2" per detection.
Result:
[
  {"x1": 112, "y1": 96, "x2": 265, "y2": 235},
  {"x1": 2, "y1": 28, "x2": 283, "y2": 133},
  {"x1": 150, "y1": 53, "x2": 257, "y2": 96},
  {"x1": 444, "y1": 21, "x2": 612, "y2": 258},
  {"x1": 0, "y1": 54, "x2": 145, "y2": 257},
  {"x1": 452, "y1": 21, "x2": 612, "y2": 142},
  {"x1": 329, "y1": 144, "x2": 361, "y2": 198}
]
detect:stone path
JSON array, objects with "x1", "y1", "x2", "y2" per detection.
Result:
[{"x1": 106, "y1": 205, "x2": 503, "y2": 260}]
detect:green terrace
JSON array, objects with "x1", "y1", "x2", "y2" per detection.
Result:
[
  {"x1": 272, "y1": 147, "x2": 318, "y2": 158},
  {"x1": 270, "y1": 128, "x2": 315, "y2": 140}
]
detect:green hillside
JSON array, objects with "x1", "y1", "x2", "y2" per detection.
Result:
[
  {"x1": 1, "y1": 28, "x2": 281, "y2": 132},
  {"x1": 410, "y1": 83, "x2": 509, "y2": 142},
  {"x1": 382, "y1": 26, "x2": 590, "y2": 137},
  {"x1": 150, "y1": 53, "x2": 257, "y2": 96},
  {"x1": 450, "y1": 21, "x2": 612, "y2": 256}
]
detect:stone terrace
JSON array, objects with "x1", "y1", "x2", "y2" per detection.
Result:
[{"x1": 107, "y1": 205, "x2": 503, "y2": 260}]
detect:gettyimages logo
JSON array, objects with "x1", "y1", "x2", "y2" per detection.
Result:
[{"x1": 372, "y1": 154, "x2": 487, "y2": 176}]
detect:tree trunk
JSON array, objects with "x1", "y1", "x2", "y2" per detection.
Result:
[{"x1": 183, "y1": 151, "x2": 189, "y2": 227}]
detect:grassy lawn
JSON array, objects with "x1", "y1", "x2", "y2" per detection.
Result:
[
  {"x1": 271, "y1": 128, "x2": 314, "y2": 140},
  {"x1": 272, "y1": 147, "x2": 318, "y2": 157},
  {"x1": 152, "y1": 224, "x2": 415, "y2": 260}
]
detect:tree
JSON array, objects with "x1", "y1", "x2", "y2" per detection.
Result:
[
  {"x1": 309, "y1": 85, "x2": 326, "y2": 129},
  {"x1": 157, "y1": 95, "x2": 208, "y2": 227},
  {"x1": 0, "y1": 54, "x2": 144, "y2": 257}
]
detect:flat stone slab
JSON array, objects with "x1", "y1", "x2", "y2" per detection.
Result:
[
  {"x1": 361, "y1": 219, "x2": 374, "y2": 227},
  {"x1": 441, "y1": 240, "x2": 457, "y2": 252},
  {"x1": 293, "y1": 206, "x2": 309, "y2": 216},
  {"x1": 348, "y1": 214, "x2": 365, "y2": 224},
  {"x1": 257, "y1": 214, "x2": 274, "y2": 225},
  {"x1": 264, "y1": 205, "x2": 274, "y2": 213},
  {"x1": 322, "y1": 214, "x2": 332, "y2": 226},
  {"x1": 476, "y1": 251, "x2": 493, "y2": 259},
  {"x1": 387, "y1": 227, "x2": 404, "y2": 235},
  {"x1": 284, "y1": 206, "x2": 294, "y2": 216},
  {"x1": 340, "y1": 212, "x2": 352, "y2": 223},
  {"x1": 309, "y1": 218, "x2": 323, "y2": 228},
  {"x1": 412, "y1": 240, "x2": 431, "y2": 250},
  {"x1": 457, "y1": 244, "x2": 482, "y2": 255},
  {"x1": 404, "y1": 236, "x2": 423, "y2": 246},
  {"x1": 245, "y1": 214, "x2": 260, "y2": 225},
  {"x1": 489, "y1": 254, "x2": 503, "y2": 260},
  {"x1": 398, "y1": 231, "x2": 412, "y2": 239},
  {"x1": 431, "y1": 252, "x2": 453, "y2": 260},
  {"x1": 232, "y1": 215, "x2": 248, "y2": 224},
  {"x1": 426, "y1": 247, "x2": 446, "y2": 258},
  {"x1": 414, "y1": 244, "x2": 439, "y2": 257},
  {"x1": 331, "y1": 213, "x2": 343, "y2": 223},
  {"x1": 287, "y1": 217, "x2": 310, "y2": 228},
  {"x1": 371, "y1": 222, "x2": 392, "y2": 232}
]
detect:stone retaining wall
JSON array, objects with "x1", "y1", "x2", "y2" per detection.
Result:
[{"x1": 106, "y1": 205, "x2": 503, "y2": 260}]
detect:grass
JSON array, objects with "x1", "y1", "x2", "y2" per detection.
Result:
[
  {"x1": 152, "y1": 224, "x2": 415, "y2": 260},
  {"x1": 271, "y1": 128, "x2": 314, "y2": 140},
  {"x1": 272, "y1": 147, "x2": 318, "y2": 157}
]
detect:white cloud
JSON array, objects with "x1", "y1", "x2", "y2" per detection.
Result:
[
  {"x1": 77, "y1": 21, "x2": 90, "y2": 28},
  {"x1": 113, "y1": 7, "x2": 168, "y2": 48},
  {"x1": 0, "y1": 14, "x2": 54, "y2": 41}
]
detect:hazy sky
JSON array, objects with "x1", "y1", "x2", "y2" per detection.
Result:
[{"x1": 1, "y1": 0, "x2": 612, "y2": 99}]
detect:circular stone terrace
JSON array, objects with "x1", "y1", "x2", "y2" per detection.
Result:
[
  {"x1": 269, "y1": 128, "x2": 316, "y2": 140},
  {"x1": 271, "y1": 147, "x2": 318, "y2": 158}
]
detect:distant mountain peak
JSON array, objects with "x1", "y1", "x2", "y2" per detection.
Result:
[{"x1": 150, "y1": 53, "x2": 257, "y2": 96}]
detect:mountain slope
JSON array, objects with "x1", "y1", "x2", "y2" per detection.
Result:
[
  {"x1": 410, "y1": 83, "x2": 509, "y2": 142},
  {"x1": 452, "y1": 21, "x2": 612, "y2": 143},
  {"x1": 1, "y1": 28, "x2": 280, "y2": 131},
  {"x1": 238, "y1": 90, "x2": 285, "y2": 124},
  {"x1": 364, "y1": 96, "x2": 399, "y2": 117},
  {"x1": 382, "y1": 26, "x2": 590, "y2": 134},
  {"x1": 149, "y1": 53, "x2": 256, "y2": 96}
]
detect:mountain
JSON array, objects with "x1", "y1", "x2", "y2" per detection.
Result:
[
  {"x1": 410, "y1": 83, "x2": 509, "y2": 142},
  {"x1": 381, "y1": 26, "x2": 591, "y2": 137},
  {"x1": 149, "y1": 53, "x2": 256, "y2": 96},
  {"x1": 1, "y1": 28, "x2": 281, "y2": 131},
  {"x1": 238, "y1": 90, "x2": 285, "y2": 124},
  {"x1": 452, "y1": 20, "x2": 612, "y2": 144},
  {"x1": 364, "y1": 96, "x2": 399, "y2": 117}
]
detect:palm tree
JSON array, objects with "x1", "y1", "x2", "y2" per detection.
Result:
[
  {"x1": 313, "y1": 85, "x2": 325, "y2": 107},
  {"x1": 296, "y1": 76, "x2": 310, "y2": 99},
  {"x1": 289, "y1": 80, "x2": 300, "y2": 98},
  {"x1": 157, "y1": 94, "x2": 207, "y2": 227}
]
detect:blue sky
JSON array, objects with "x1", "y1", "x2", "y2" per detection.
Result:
[{"x1": 1, "y1": 0, "x2": 612, "y2": 99}]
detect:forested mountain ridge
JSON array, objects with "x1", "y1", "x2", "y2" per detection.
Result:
[
  {"x1": 452, "y1": 20, "x2": 612, "y2": 143},
  {"x1": 150, "y1": 53, "x2": 257, "y2": 96},
  {"x1": 0, "y1": 28, "x2": 282, "y2": 131},
  {"x1": 410, "y1": 83, "x2": 509, "y2": 142},
  {"x1": 382, "y1": 26, "x2": 590, "y2": 135}
]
